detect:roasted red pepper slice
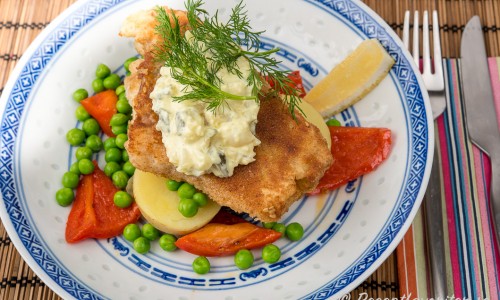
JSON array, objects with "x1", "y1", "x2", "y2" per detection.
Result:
[
  {"x1": 265, "y1": 70, "x2": 307, "y2": 98},
  {"x1": 310, "y1": 126, "x2": 391, "y2": 194},
  {"x1": 209, "y1": 209, "x2": 248, "y2": 225},
  {"x1": 175, "y1": 223, "x2": 282, "y2": 256},
  {"x1": 80, "y1": 90, "x2": 118, "y2": 137},
  {"x1": 65, "y1": 174, "x2": 97, "y2": 243},
  {"x1": 65, "y1": 162, "x2": 141, "y2": 243}
]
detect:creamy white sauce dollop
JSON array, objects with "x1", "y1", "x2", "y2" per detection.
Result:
[{"x1": 150, "y1": 56, "x2": 261, "y2": 177}]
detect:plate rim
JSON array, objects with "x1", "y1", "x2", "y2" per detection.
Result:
[{"x1": 0, "y1": 0, "x2": 433, "y2": 299}]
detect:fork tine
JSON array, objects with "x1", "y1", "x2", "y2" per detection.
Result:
[
  {"x1": 432, "y1": 10, "x2": 444, "y2": 88},
  {"x1": 423, "y1": 11, "x2": 431, "y2": 75},
  {"x1": 403, "y1": 11, "x2": 410, "y2": 50},
  {"x1": 404, "y1": 10, "x2": 445, "y2": 92},
  {"x1": 412, "y1": 11, "x2": 419, "y2": 67}
]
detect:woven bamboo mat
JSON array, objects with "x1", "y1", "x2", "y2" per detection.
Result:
[{"x1": 0, "y1": 0, "x2": 499, "y2": 299}]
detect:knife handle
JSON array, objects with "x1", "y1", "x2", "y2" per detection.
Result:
[
  {"x1": 490, "y1": 152, "x2": 500, "y2": 252},
  {"x1": 424, "y1": 138, "x2": 448, "y2": 297}
]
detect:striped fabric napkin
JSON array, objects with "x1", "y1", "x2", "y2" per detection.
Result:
[{"x1": 396, "y1": 58, "x2": 500, "y2": 299}]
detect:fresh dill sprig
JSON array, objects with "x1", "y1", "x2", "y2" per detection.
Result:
[{"x1": 153, "y1": 0, "x2": 303, "y2": 117}]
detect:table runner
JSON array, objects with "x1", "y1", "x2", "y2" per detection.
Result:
[
  {"x1": 397, "y1": 58, "x2": 500, "y2": 299},
  {"x1": 0, "y1": 0, "x2": 499, "y2": 299}
]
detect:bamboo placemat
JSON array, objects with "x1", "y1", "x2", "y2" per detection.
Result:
[{"x1": 0, "y1": 0, "x2": 499, "y2": 299}]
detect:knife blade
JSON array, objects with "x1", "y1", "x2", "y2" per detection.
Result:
[{"x1": 461, "y1": 16, "x2": 500, "y2": 249}]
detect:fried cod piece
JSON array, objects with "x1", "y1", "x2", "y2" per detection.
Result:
[
  {"x1": 124, "y1": 58, "x2": 144, "y2": 104},
  {"x1": 119, "y1": 7, "x2": 189, "y2": 57},
  {"x1": 125, "y1": 55, "x2": 333, "y2": 222}
]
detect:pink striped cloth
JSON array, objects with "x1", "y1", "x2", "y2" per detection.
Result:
[{"x1": 396, "y1": 58, "x2": 500, "y2": 298}]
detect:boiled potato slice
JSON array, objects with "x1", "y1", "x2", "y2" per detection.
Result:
[
  {"x1": 133, "y1": 169, "x2": 221, "y2": 235},
  {"x1": 299, "y1": 100, "x2": 332, "y2": 149}
]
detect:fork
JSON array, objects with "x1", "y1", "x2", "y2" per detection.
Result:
[{"x1": 403, "y1": 11, "x2": 448, "y2": 297}]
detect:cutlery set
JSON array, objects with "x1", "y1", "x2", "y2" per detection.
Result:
[
  {"x1": 403, "y1": 10, "x2": 500, "y2": 298},
  {"x1": 461, "y1": 16, "x2": 500, "y2": 254}
]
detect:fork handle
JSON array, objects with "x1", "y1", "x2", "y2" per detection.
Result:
[{"x1": 424, "y1": 139, "x2": 448, "y2": 297}]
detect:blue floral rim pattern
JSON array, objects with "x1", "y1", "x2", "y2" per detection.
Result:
[{"x1": 0, "y1": 0, "x2": 429, "y2": 299}]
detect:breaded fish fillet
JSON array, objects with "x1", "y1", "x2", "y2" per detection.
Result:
[
  {"x1": 125, "y1": 55, "x2": 333, "y2": 222},
  {"x1": 119, "y1": 7, "x2": 189, "y2": 57}
]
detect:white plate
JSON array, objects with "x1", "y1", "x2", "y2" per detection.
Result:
[{"x1": 0, "y1": 0, "x2": 432, "y2": 299}]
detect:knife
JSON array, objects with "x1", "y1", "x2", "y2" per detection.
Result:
[{"x1": 461, "y1": 16, "x2": 500, "y2": 250}]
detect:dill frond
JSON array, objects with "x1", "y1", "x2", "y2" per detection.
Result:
[{"x1": 153, "y1": 0, "x2": 303, "y2": 117}]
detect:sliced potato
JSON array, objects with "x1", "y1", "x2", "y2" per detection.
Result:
[
  {"x1": 133, "y1": 169, "x2": 221, "y2": 235},
  {"x1": 299, "y1": 100, "x2": 331, "y2": 149}
]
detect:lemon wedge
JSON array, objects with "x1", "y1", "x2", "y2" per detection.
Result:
[
  {"x1": 133, "y1": 169, "x2": 221, "y2": 235},
  {"x1": 304, "y1": 39, "x2": 395, "y2": 118}
]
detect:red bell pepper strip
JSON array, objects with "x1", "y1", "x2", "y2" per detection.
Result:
[
  {"x1": 65, "y1": 173, "x2": 96, "y2": 243},
  {"x1": 265, "y1": 70, "x2": 307, "y2": 98},
  {"x1": 65, "y1": 162, "x2": 141, "y2": 243},
  {"x1": 286, "y1": 70, "x2": 307, "y2": 98},
  {"x1": 209, "y1": 209, "x2": 248, "y2": 225},
  {"x1": 175, "y1": 223, "x2": 282, "y2": 257},
  {"x1": 80, "y1": 90, "x2": 118, "y2": 137},
  {"x1": 310, "y1": 126, "x2": 392, "y2": 194}
]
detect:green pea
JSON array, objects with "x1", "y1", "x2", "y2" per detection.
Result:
[
  {"x1": 159, "y1": 234, "x2": 177, "y2": 252},
  {"x1": 178, "y1": 198, "x2": 198, "y2": 218},
  {"x1": 192, "y1": 256, "x2": 210, "y2": 274},
  {"x1": 55, "y1": 188, "x2": 74, "y2": 206},
  {"x1": 111, "y1": 124, "x2": 128, "y2": 135},
  {"x1": 75, "y1": 105, "x2": 90, "y2": 122},
  {"x1": 104, "y1": 161, "x2": 121, "y2": 177},
  {"x1": 110, "y1": 113, "x2": 129, "y2": 127},
  {"x1": 262, "y1": 222, "x2": 276, "y2": 229},
  {"x1": 122, "y1": 161, "x2": 135, "y2": 176},
  {"x1": 75, "y1": 146, "x2": 93, "y2": 161},
  {"x1": 177, "y1": 183, "x2": 196, "y2": 199},
  {"x1": 118, "y1": 92, "x2": 128, "y2": 102},
  {"x1": 285, "y1": 222, "x2": 304, "y2": 241},
  {"x1": 113, "y1": 191, "x2": 133, "y2": 208},
  {"x1": 78, "y1": 159, "x2": 95, "y2": 175},
  {"x1": 142, "y1": 223, "x2": 160, "y2": 241},
  {"x1": 103, "y1": 74, "x2": 121, "y2": 90},
  {"x1": 262, "y1": 244, "x2": 281, "y2": 263},
  {"x1": 72, "y1": 88, "x2": 88, "y2": 102},
  {"x1": 69, "y1": 162, "x2": 81, "y2": 175},
  {"x1": 122, "y1": 150, "x2": 129, "y2": 162},
  {"x1": 166, "y1": 179, "x2": 182, "y2": 191},
  {"x1": 82, "y1": 118, "x2": 100, "y2": 136},
  {"x1": 115, "y1": 84, "x2": 125, "y2": 96},
  {"x1": 95, "y1": 63, "x2": 111, "y2": 79},
  {"x1": 193, "y1": 192, "x2": 208, "y2": 206},
  {"x1": 112, "y1": 170, "x2": 129, "y2": 189},
  {"x1": 124, "y1": 56, "x2": 138, "y2": 72},
  {"x1": 116, "y1": 99, "x2": 132, "y2": 114},
  {"x1": 66, "y1": 128, "x2": 86, "y2": 146},
  {"x1": 123, "y1": 223, "x2": 141, "y2": 242},
  {"x1": 133, "y1": 237, "x2": 150, "y2": 254},
  {"x1": 92, "y1": 78, "x2": 104, "y2": 93},
  {"x1": 115, "y1": 133, "x2": 128, "y2": 149},
  {"x1": 103, "y1": 137, "x2": 117, "y2": 151},
  {"x1": 62, "y1": 171, "x2": 79, "y2": 189},
  {"x1": 234, "y1": 249, "x2": 254, "y2": 270},
  {"x1": 326, "y1": 118, "x2": 341, "y2": 127},
  {"x1": 105, "y1": 148, "x2": 122, "y2": 163},
  {"x1": 85, "y1": 135, "x2": 103, "y2": 152},
  {"x1": 272, "y1": 223, "x2": 286, "y2": 236}
]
